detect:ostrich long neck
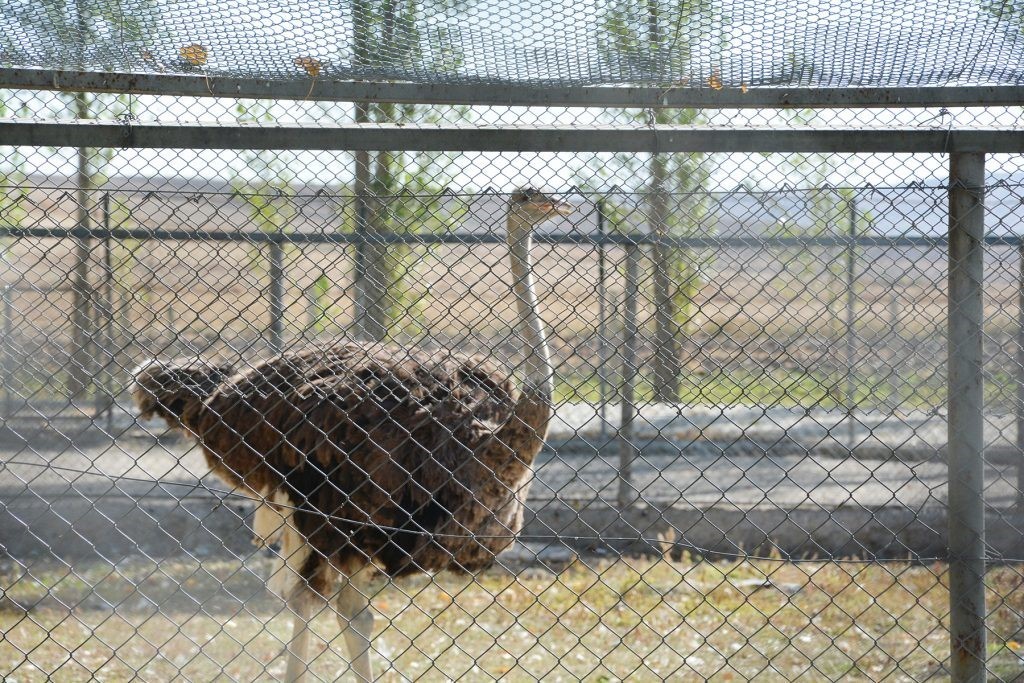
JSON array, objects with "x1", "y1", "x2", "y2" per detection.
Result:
[
  {"x1": 498, "y1": 209, "x2": 553, "y2": 452},
  {"x1": 508, "y1": 210, "x2": 553, "y2": 398}
]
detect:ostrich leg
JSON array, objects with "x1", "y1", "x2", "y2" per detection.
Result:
[
  {"x1": 335, "y1": 574, "x2": 375, "y2": 682},
  {"x1": 284, "y1": 585, "x2": 316, "y2": 683}
]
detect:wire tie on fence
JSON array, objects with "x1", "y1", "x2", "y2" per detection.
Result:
[
  {"x1": 644, "y1": 106, "x2": 656, "y2": 128},
  {"x1": 914, "y1": 107, "x2": 955, "y2": 154},
  {"x1": 118, "y1": 112, "x2": 138, "y2": 141},
  {"x1": 942, "y1": 108, "x2": 955, "y2": 154}
]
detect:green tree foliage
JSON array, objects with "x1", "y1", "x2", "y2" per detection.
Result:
[
  {"x1": 983, "y1": 1, "x2": 1024, "y2": 26},
  {"x1": 305, "y1": 273, "x2": 336, "y2": 334},
  {"x1": 347, "y1": 0, "x2": 471, "y2": 341},
  {"x1": 594, "y1": 0, "x2": 724, "y2": 402},
  {"x1": 3, "y1": 0, "x2": 162, "y2": 69},
  {"x1": 0, "y1": 100, "x2": 30, "y2": 240},
  {"x1": 751, "y1": 116, "x2": 862, "y2": 328},
  {"x1": 2, "y1": 0, "x2": 163, "y2": 401},
  {"x1": 231, "y1": 100, "x2": 297, "y2": 259}
]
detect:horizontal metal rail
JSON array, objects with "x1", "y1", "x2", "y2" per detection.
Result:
[
  {"x1": 4, "y1": 68, "x2": 1024, "y2": 109},
  {"x1": 4, "y1": 120, "x2": 1024, "y2": 153},
  {"x1": 2, "y1": 224, "x2": 1021, "y2": 248}
]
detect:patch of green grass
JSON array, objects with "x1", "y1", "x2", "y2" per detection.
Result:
[{"x1": 2, "y1": 556, "x2": 1022, "y2": 681}]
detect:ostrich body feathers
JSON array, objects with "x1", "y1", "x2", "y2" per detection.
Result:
[{"x1": 133, "y1": 342, "x2": 548, "y2": 587}]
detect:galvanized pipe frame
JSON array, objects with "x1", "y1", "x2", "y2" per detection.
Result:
[
  {"x1": 3, "y1": 120, "x2": 1024, "y2": 153},
  {"x1": 948, "y1": 152, "x2": 987, "y2": 681},
  {"x1": 4, "y1": 68, "x2": 1024, "y2": 109}
]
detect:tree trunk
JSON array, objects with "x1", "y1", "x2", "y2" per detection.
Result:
[
  {"x1": 350, "y1": 0, "x2": 393, "y2": 342},
  {"x1": 362, "y1": 100, "x2": 397, "y2": 341},
  {"x1": 644, "y1": 1, "x2": 680, "y2": 403},
  {"x1": 649, "y1": 150, "x2": 680, "y2": 403},
  {"x1": 351, "y1": 103, "x2": 383, "y2": 341},
  {"x1": 68, "y1": 92, "x2": 93, "y2": 402},
  {"x1": 359, "y1": 187, "x2": 390, "y2": 342}
]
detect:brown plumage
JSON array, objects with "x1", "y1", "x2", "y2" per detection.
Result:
[
  {"x1": 131, "y1": 189, "x2": 572, "y2": 682},
  {"x1": 134, "y1": 343, "x2": 545, "y2": 579}
]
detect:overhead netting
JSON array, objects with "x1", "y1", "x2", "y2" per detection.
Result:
[{"x1": 3, "y1": 0, "x2": 1024, "y2": 87}]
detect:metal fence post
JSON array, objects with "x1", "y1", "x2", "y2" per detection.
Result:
[
  {"x1": 268, "y1": 234, "x2": 285, "y2": 353},
  {"x1": 618, "y1": 239, "x2": 639, "y2": 509},
  {"x1": 888, "y1": 273, "x2": 902, "y2": 405},
  {"x1": 102, "y1": 192, "x2": 115, "y2": 433},
  {"x1": 2, "y1": 284, "x2": 12, "y2": 421},
  {"x1": 948, "y1": 151, "x2": 987, "y2": 682},
  {"x1": 596, "y1": 198, "x2": 608, "y2": 440},
  {"x1": 845, "y1": 195, "x2": 858, "y2": 449},
  {"x1": 1017, "y1": 242, "x2": 1024, "y2": 511}
]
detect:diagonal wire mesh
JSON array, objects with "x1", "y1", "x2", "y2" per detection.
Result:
[
  {"x1": 4, "y1": 0, "x2": 1024, "y2": 87},
  {"x1": 0, "y1": 142, "x2": 1023, "y2": 678},
  {"x1": 2, "y1": 2, "x2": 1024, "y2": 675}
]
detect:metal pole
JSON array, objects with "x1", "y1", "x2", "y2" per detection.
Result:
[
  {"x1": 351, "y1": 101, "x2": 371, "y2": 341},
  {"x1": 11, "y1": 70, "x2": 1024, "y2": 110},
  {"x1": 268, "y1": 236, "x2": 285, "y2": 354},
  {"x1": 845, "y1": 196, "x2": 857, "y2": 450},
  {"x1": 888, "y1": 279, "x2": 902, "y2": 408},
  {"x1": 91, "y1": 192, "x2": 115, "y2": 426},
  {"x1": 2, "y1": 285, "x2": 12, "y2": 421},
  {"x1": 13, "y1": 121, "x2": 1024, "y2": 155},
  {"x1": 103, "y1": 193, "x2": 115, "y2": 434},
  {"x1": 1018, "y1": 242, "x2": 1024, "y2": 511},
  {"x1": 947, "y1": 151, "x2": 987, "y2": 682},
  {"x1": 597, "y1": 198, "x2": 608, "y2": 441},
  {"x1": 4, "y1": 224, "x2": 1023, "y2": 249},
  {"x1": 618, "y1": 241, "x2": 640, "y2": 509}
]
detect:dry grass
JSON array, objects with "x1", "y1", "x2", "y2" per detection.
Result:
[
  {"x1": 3, "y1": 553, "x2": 1024, "y2": 682},
  {"x1": 7, "y1": 235, "x2": 1023, "y2": 413}
]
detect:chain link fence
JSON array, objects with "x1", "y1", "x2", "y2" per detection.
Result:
[
  {"x1": 3, "y1": 1, "x2": 1024, "y2": 679},
  {"x1": 5, "y1": 0, "x2": 1024, "y2": 86},
  {"x1": 1, "y1": 162, "x2": 1023, "y2": 680}
]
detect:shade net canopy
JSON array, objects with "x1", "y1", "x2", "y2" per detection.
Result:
[{"x1": 4, "y1": 0, "x2": 1024, "y2": 88}]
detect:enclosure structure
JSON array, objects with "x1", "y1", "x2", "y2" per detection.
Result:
[{"x1": 2, "y1": 0, "x2": 1024, "y2": 681}]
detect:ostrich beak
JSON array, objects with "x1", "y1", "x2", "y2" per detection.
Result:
[{"x1": 539, "y1": 199, "x2": 575, "y2": 216}]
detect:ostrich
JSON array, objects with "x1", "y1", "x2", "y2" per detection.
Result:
[{"x1": 132, "y1": 189, "x2": 571, "y2": 682}]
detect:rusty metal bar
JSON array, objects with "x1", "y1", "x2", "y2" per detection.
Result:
[
  {"x1": 4, "y1": 68, "x2": 1024, "y2": 109},
  {"x1": 5, "y1": 120, "x2": 1024, "y2": 153}
]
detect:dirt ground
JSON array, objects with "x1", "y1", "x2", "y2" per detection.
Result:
[
  {"x1": 2, "y1": 402, "x2": 1022, "y2": 564},
  {"x1": 2, "y1": 385, "x2": 1024, "y2": 680}
]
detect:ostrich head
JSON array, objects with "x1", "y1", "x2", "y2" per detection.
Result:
[
  {"x1": 508, "y1": 188, "x2": 574, "y2": 224},
  {"x1": 502, "y1": 188, "x2": 572, "y2": 404}
]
